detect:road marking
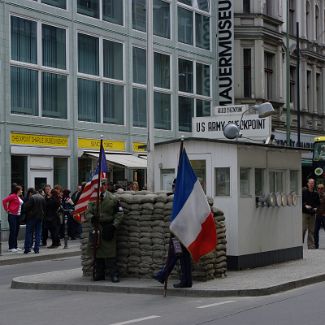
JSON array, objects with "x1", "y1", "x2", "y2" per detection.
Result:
[
  {"x1": 196, "y1": 300, "x2": 235, "y2": 309},
  {"x1": 109, "y1": 315, "x2": 161, "y2": 325}
]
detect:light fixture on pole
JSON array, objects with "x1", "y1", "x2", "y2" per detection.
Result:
[{"x1": 223, "y1": 102, "x2": 276, "y2": 140}]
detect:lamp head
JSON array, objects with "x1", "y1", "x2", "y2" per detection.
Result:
[
  {"x1": 223, "y1": 123, "x2": 240, "y2": 140},
  {"x1": 254, "y1": 102, "x2": 276, "y2": 118}
]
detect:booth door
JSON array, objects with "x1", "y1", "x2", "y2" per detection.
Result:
[{"x1": 29, "y1": 170, "x2": 53, "y2": 191}]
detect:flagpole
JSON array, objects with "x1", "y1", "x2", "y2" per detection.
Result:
[{"x1": 92, "y1": 135, "x2": 104, "y2": 281}]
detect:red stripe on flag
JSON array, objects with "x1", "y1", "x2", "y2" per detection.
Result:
[
  {"x1": 188, "y1": 212, "x2": 217, "y2": 263},
  {"x1": 73, "y1": 172, "x2": 106, "y2": 216}
]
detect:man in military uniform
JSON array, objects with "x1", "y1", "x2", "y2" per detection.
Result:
[{"x1": 86, "y1": 179, "x2": 124, "y2": 282}]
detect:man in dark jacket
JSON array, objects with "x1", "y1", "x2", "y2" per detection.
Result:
[
  {"x1": 302, "y1": 178, "x2": 320, "y2": 249},
  {"x1": 23, "y1": 189, "x2": 46, "y2": 254}
]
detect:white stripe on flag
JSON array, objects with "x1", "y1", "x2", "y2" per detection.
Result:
[{"x1": 170, "y1": 180, "x2": 211, "y2": 247}]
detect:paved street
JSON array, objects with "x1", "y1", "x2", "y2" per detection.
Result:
[{"x1": 2, "y1": 256, "x2": 325, "y2": 325}]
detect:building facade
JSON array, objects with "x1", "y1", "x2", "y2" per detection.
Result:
[
  {"x1": 0, "y1": 0, "x2": 324, "y2": 226},
  {"x1": 0, "y1": 0, "x2": 215, "y2": 215}
]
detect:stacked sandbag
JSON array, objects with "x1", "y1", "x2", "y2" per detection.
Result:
[{"x1": 81, "y1": 191, "x2": 227, "y2": 280}]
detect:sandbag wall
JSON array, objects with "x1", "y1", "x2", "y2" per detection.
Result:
[{"x1": 81, "y1": 191, "x2": 227, "y2": 281}]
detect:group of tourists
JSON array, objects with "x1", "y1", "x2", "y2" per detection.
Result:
[
  {"x1": 2, "y1": 183, "x2": 82, "y2": 254},
  {"x1": 302, "y1": 178, "x2": 325, "y2": 249}
]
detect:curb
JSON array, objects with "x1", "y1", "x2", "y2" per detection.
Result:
[
  {"x1": 0, "y1": 250, "x2": 81, "y2": 266},
  {"x1": 10, "y1": 272, "x2": 325, "y2": 297}
]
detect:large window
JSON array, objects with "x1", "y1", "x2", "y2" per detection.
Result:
[
  {"x1": 269, "y1": 170, "x2": 285, "y2": 193},
  {"x1": 215, "y1": 167, "x2": 230, "y2": 196},
  {"x1": 264, "y1": 52, "x2": 274, "y2": 100},
  {"x1": 133, "y1": 47, "x2": 146, "y2": 85},
  {"x1": 132, "y1": 48, "x2": 172, "y2": 130},
  {"x1": 77, "y1": 33, "x2": 124, "y2": 124},
  {"x1": 243, "y1": 49, "x2": 252, "y2": 98},
  {"x1": 32, "y1": 0, "x2": 66, "y2": 9},
  {"x1": 132, "y1": 0, "x2": 146, "y2": 32},
  {"x1": 154, "y1": 0, "x2": 170, "y2": 39},
  {"x1": 77, "y1": 0, "x2": 99, "y2": 18},
  {"x1": 255, "y1": 168, "x2": 265, "y2": 196},
  {"x1": 240, "y1": 168, "x2": 251, "y2": 196},
  {"x1": 178, "y1": 58, "x2": 211, "y2": 131},
  {"x1": 178, "y1": 0, "x2": 210, "y2": 49},
  {"x1": 290, "y1": 170, "x2": 299, "y2": 193},
  {"x1": 10, "y1": 16, "x2": 67, "y2": 119},
  {"x1": 77, "y1": 0, "x2": 123, "y2": 25},
  {"x1": 133, "y1": 88, "x2": 147, "y2": 127}
]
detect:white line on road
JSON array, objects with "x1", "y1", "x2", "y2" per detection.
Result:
[
  {"x1": 109, "y1": 315, "x2": 161, "y2": 325},
  {"x1": 196, "y1": 300, "x2": 235, "y2": 309}
]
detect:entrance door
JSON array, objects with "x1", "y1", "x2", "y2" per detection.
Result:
[{"x1": 29, "y1": 170, "x2": 53, "y2": 191}]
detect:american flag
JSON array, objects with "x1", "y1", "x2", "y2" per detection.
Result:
[{"x1": 74, "y1": 143, "x2": 108, "y2": 216}]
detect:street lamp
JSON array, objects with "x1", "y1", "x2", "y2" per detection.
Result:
[{"x1": 223, "y1": 102, "x2": 276, "y2": 140}]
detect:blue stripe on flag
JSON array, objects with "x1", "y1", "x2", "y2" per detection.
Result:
[{"x1": 171, "y1": 149, "x2": 197, "y2": 221}]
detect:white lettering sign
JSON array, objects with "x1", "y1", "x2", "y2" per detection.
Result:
[
  {"x1": 217, "y1": 0, "x2": 234, "y2": 106},
  {"x1": 192, "y1": 114, "x2": 272, "y2": 140},
  {"x1": 214, "y1": 105, "x2": 246, "y2": 115}
]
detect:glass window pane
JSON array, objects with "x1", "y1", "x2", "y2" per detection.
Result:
[
  {"x1": 77, "y1": 0, "x2": 99, "y2": 18},
  {"x1": 78, "y1": 34, "x2": 99, "y2": 75},
  {"x1": 178, "y1": 96, "x2": 193, "y2": 132},
  {"x1": 215, "y1": 167, "x2": 230, "y2": 196},
  {"x1": 178, "y1": 0, "x2": 192, "y2": 5},
  {"x1": 103, "y1": 0, "x2": 123, "y2": 25},
  {"x1": 103, "y1": 39, "x2": 123, "y2": 80},
  {"x1": 195, "y1": 13, "x2": 210, "y2": 49},
  {"x1": 78, "y1": 78, "x2": 100, "y2": 122},
  {"x1": 41, "y1": 0, "x2": 66, "y2": 9},
  {"x1": 42, "y1": 24, "x2": 66, "y2": 69},
  {"x1": 240, "y1": 168, "x2": 251, "y2": 196},
  {"x1": 133, "y1": 47, "x2": 146, "y2": 84},
  {"x1": 191, "y1": 160, "x2": 206, "y2": 193},
  {"x1": 154, "y1": 52, "x2": 170, "y2": 89},
  {"x1": 197, "y1": 0, "x2": 210, "y2": 11},
  {"x1": 196, "y1": 62, "x2": 210, "y2": 96},
  {"x1": 11, "y1": 67, "x2": 38, "y2": 116},
  {"x1": 179, "y1": 59, "x2": 193, "y2": 93},
  {"x1": 255, "y1": 168, "x2": 265, "y2": 196},
  {"x1": 54, "y1": 158, "x2": 68, "y2": 189},
  {"x1": 132, "y1": 0, "x2": 146, "y2": 32},
  {"x1": 196, "y1": 99, "x2": 210, "y2": 116},
  {"x1": 290, "y1": 170, "x2": 299, "y2": 192},
  {"x1": 42, "y1": 72, "x2": 67, "y2": 119},
  {"x1": 269, "y1": 170, "x2": 284, "y2": 193},
  {"x1": 103, "y1": 83, "x2": 124, "y2": 125},
  {"x1": 178, "y1": 7, "x2": 193, "y2": 45},
  {"x1": 153, "y1": 0, "x2": 170, "y2": 38},
  {"x1": 133, "y1": 88, "x2": 147, "y2": 127},
  {"x1": 11, "y1": 156, "x2": 27, "y2": 191},
  {"x1": 154, "y1": 92, "x2": 171, "y2": 130},
  {"x1": 11, "y1": 16, "x2": 37, "y2": 64}
]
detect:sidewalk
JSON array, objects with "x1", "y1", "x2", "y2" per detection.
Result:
[
  {"x1": 0, "y1": 239, "x2": 81, "y2": 266},
  {"x1": 7, "y1": 247, "x2": 325, "y2": 297}
]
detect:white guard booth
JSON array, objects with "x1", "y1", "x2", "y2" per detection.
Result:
[{"x1": 153, "y1": 138, "x2": 305, "y2": 270}]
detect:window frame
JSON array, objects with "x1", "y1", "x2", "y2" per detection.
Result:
[{"x1": 10, "y1": 15, "x2": 69, "y2": 119}]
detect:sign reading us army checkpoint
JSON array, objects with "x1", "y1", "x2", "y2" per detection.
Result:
[{"x1": 192, "y1": 105, "x2": 272, "y2": 140}]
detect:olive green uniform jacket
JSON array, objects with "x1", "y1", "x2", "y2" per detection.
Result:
[{"x1": 85, "y1": 191, "x2": 123, "y2": 258}]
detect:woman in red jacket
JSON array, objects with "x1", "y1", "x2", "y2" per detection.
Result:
[{"x1": 2, "y1": 185, "x2": 24, "y2": 252}]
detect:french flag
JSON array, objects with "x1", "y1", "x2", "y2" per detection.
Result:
[{"x1": 170, "y1": 148, "x2": 217, "y2": 262}]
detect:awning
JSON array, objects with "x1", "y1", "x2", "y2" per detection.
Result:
[{"x1": 84, "y1": 152, "x2": 147, "y2": 169}]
